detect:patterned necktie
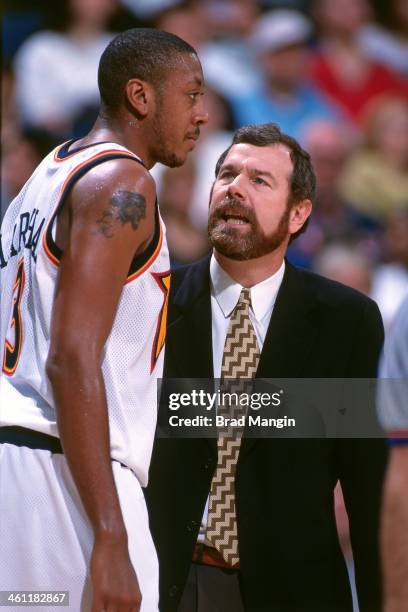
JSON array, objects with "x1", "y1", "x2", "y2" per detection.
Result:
[{"x1": 206, "y1": 288, "x2": 260, "y2": 566}]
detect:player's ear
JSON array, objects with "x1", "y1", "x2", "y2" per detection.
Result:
[{"x1": 124, "y1": 79, "x2": 153, "y2": 118}]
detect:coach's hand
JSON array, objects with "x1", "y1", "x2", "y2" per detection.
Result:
[{"x1": 91, "y1": 535, "x2": 142, "y2": 612}]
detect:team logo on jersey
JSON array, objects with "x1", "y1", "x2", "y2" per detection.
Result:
[{"x1": 151, "y1": 271, "x2": 171, "y2": 373}]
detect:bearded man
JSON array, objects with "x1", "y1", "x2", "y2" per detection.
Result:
[{"x1": 145, "y1": 123, "x2": 387, "y2": 612}]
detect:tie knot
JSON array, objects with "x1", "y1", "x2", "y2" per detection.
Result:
[{"x1": 237, "y1": 287, "x2": 251, "y2": 311}]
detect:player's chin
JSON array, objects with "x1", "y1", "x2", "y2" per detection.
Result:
[
  {"x1": 173, "y1": 154, "x2": 188, "y2": 167},
  {"x1": 161, "y1": 145, "x2": 188, "y2": 168},
  {"x1": 172, "y1": 137, "x2": 199, "y2": 165},
  {"x1": 159, "y1": 153, "x2": 183, "y2": 168}
]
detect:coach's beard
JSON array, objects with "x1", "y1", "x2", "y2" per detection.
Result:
[{"x1": 208, "y1": 198, "x2": 290, "y2": 261}]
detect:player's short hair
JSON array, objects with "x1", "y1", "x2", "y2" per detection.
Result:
[
  {"x1": 98, "y1": 28, "x2": 197, "y2": 112},
  {"x1": 215, "y1": 123, "x2": 316, "y2": 240}
]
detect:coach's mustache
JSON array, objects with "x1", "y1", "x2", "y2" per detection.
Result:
[{"x1": 209, "y1": 198, "x2": 257, "y2": 226}]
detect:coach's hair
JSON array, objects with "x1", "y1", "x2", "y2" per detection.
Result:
[
  {"x1": 98, "y1": 28, "x2": 197, "y2": 112},
  {"x1": 215, "y1": 123, "x2": 316, "y2": 240}
]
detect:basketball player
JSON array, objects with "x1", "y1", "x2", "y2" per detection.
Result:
[{"x1": 0, "y1": 29, "x2": 207, "y2": 611}]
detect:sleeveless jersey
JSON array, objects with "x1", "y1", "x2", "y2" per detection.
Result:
[{"x1": 0, "y1": 140, "x2": 170, "y2": 486}]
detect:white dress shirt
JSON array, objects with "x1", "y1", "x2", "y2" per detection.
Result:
[{"x1": 198, "y1": 255, "x2": 285, "y2": 542}]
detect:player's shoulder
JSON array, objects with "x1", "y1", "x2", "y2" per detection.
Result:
[
  {"x1": 81, "y1": 153, "x2": 153, "y2": 186},
  {"x1": 70, "y1": 154, "x2": 156, "y2": 210}
]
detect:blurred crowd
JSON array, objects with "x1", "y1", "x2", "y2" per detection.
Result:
[{"x1": 3, "y1": 0, "x2": 408, "y2": 332}]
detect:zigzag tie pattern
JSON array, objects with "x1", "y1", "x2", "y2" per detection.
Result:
[{"x1": 206, "y1": 288, "x2": 260, "y2": 566}]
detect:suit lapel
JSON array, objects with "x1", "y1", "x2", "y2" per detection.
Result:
[
  {"x1": 169, "y1": 259, "x2": 318, "y2": 379},
  {"x1": 167, "y1": 257, "x2": 217, "y2": 454},
  {"x1": 169, "y1": 257, "x2": 214, "y2": 380},
  {"x1": 256, "y1": 261, "x2": 319, "y2": 378},
  {"x1": 241, "y1": 262, "x2": 320, "y2": 458},
  {"x1": 166, "y1": 259, "x2": 320, "y2": 459}
]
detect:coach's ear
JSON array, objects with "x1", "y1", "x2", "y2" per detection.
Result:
[
  {"x1": 288, "y1": 199, "x2": 312, "y2": 237},
  {"x1": 124, "y1": 78, "x2": 153, "y2": 119}
]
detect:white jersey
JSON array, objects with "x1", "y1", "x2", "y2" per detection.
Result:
[{"x1": 0, "y1": 140, "x2": 170, "y2": 486}]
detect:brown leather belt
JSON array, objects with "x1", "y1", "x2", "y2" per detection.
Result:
[{"x1": 193, "y1": 543, "x2": 240, "y2": 569}]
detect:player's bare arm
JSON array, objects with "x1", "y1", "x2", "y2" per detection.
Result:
[
  {"x1": 46, "y1": 157, "x2": 155, "y2": 612},
  {"x1": 94, "y1": 190, "x2": 147, "y2": 238},
  {"x1": 382, "y1": 446, "x2": 408, "y2": 612}
]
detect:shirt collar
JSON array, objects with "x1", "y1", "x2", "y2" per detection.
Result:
[{"x1": 210, "y1": 254, "x2": 285, "y2": 322}]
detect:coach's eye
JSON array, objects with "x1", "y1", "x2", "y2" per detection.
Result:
[
  {"x1": 252, "y1": 177, "x2": 267, "y2": 185},
  {"x1": 189, "y1": 92, "x2": 201, "y2": 101}
]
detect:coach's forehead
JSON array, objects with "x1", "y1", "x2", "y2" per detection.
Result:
[{"x1": 223, "y1": 143, "x2": 293, "y2": 180}]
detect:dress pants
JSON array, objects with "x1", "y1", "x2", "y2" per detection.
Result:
[{"x1": 177, "y1": 562, "x2": 245, "y2": 612}]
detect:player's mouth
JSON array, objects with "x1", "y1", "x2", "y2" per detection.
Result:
[{"x1": 185, "y1": 130, "x2": 200, "y2": 146}]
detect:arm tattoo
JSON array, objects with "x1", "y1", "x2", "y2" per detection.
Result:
[{"x1": 94, "y1": 190, "x2": 147, "y2": 238}]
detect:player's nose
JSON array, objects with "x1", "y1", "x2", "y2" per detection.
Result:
[{"x1": 193, "y1": 98, "x2": 209, "y2": 126}]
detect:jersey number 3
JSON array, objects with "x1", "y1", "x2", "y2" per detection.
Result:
[{"x1": 3, "y1": 259, "x2": 25, "y2": 376}]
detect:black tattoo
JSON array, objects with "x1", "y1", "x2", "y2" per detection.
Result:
[
  {"x1": 111, "y1": 191, "x2": 147, "y2": 229},
  {"x1": 94, "y1": 191, "x2": 147, "y2": 238},
  {"x1": 95, "y1": 210, "x2": 115, "y2": 238}
]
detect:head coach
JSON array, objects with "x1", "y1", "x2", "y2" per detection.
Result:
[{"x1": 145, "y1": 123, "x2": 387, "y2": 612}]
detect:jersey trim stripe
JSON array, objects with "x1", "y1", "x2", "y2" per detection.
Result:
[
  {"x1": 125, "y1": 218, "x2": 164, "y2": 284},
  {"x1": 150, "y1": 270, "x2": 171, "y2": 372},
  {"x1": 53, "y1": 139, "x2": 145, "y2": 164},
  {"x1": 126, "y1": 204, "x2": 161, "y2": 283},
  {"x1": 2, "y1": 258, "x2": 25, "y2": 376},
  {"x1": 42, "y1": 151, "x2": 145, "y2": 266}
]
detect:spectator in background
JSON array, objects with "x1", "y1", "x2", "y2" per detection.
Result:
[
  {"x1": 358, "y1": 0, "x2": 408, "y2": 77},
  {"x1": 314, "y1": 242, "x2": 373, "y2": 295},
  {"x1": 1, "y1": 129, "x2": 58, "y2": 221},
  {"x1": 158, "y1": 158, "x2": 210, "y2": 267},
  {"x1": 119, "y1": 0, "x2": 180, "y2": 22},
  {"x1": 1, "y1": 65, "x2": 17, "y2": 144},
  {"x1": 310, "y1": 0, "x2": 407, "y2": 124},
  {"x1": 287, "y1": 119, "x2": 380, "y2": 268},
  {"x1": 154, "y1": 1, "x2": 209, "y2": 54},
  {"x1": 229, "y1": 10, "x2": 341, "y2": 139},
  {"x1": 155, "y1": 0, "x2": 261, "y2": 101},
  {"x1": 338, "y1": 96, "x2": 408, "y2": 223},
  {"x1": 371, "y1": 210, "x2": 408, "y2": 331},
  {"x1": 198, "y1": 0, "x2": 261, "y2": 100},
  {"x1": 13, "y1": 0, "x2": 118, "y2": 138}
]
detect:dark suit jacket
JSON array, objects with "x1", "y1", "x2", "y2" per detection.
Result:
[{"x1": 145, "y1": 257, "x2": 387, "y2": 612}]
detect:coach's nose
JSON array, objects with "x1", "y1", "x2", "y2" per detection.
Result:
[{"x1": 227, "y1": 173, "x2": 246, "y2": 202}]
